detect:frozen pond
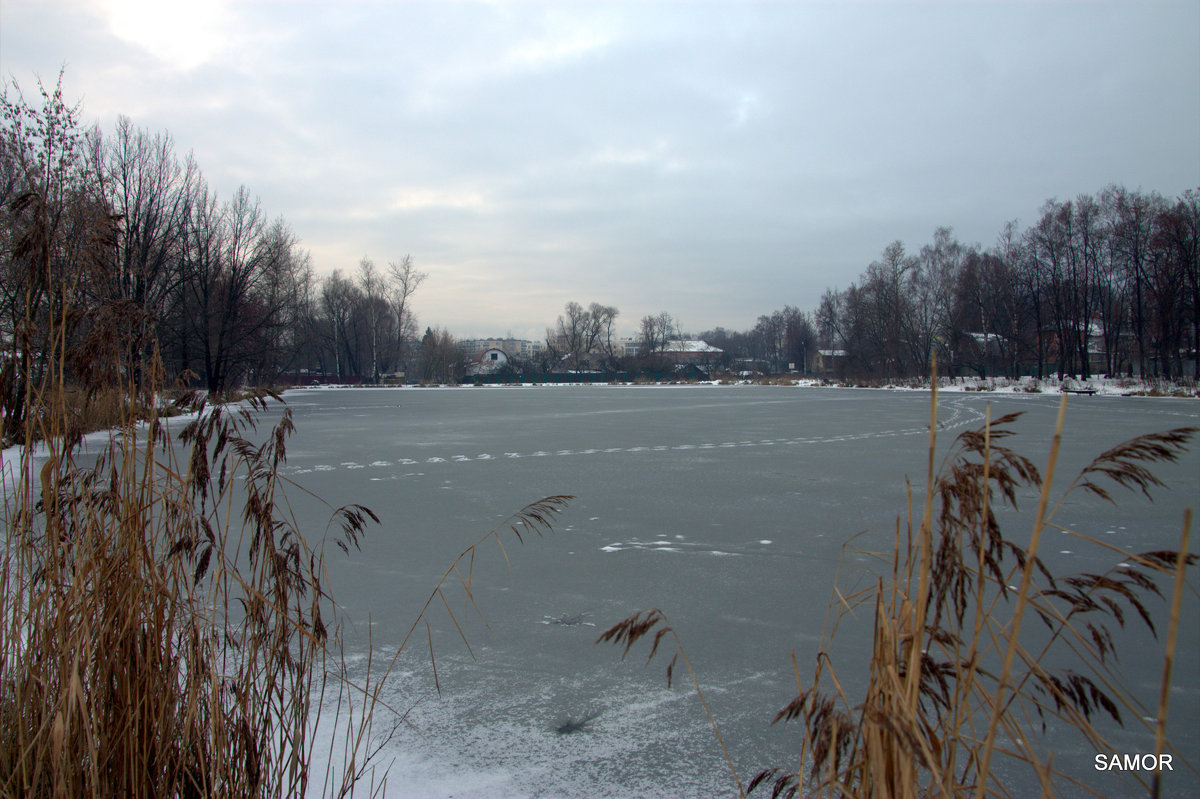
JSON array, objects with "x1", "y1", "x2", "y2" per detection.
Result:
[{"x1": 264, "y1": 385, "x2": 1198, "y2": 798}]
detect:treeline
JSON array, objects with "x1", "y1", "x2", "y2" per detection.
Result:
[
  {"x1": 0, "y1": 76, "x2": 435, "y2": 441},
  {"x1": 699, "y1": 188, "x2": 1199, "y2": 381},
  {"x1": 4, "y1": 74, "x2": 1196, "y2": 444}
]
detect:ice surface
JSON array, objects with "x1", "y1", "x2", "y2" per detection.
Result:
[
  {"x1": 270, "y1": 383, "x2": 1200, "y2": 791},
  {"x1": 267, "y1": 385, "x2": 1200, "y2": 798},
  {"x1": 9, "y1": 384, "x2": 1196, "y2": 797}
]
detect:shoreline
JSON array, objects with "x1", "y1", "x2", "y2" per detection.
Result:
[{"x1": 290, "y1": 374, "x2": 1200, "y2": 398}]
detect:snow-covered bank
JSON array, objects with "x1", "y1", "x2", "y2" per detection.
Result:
[
  {"x1": 0, "y1": 426, "x2": 127, "y2": 501},
  {"x1": 818, "y1": 374, "x2": 1200, "y2": 397},
  {"x1": 288, "y1": 375, "x2": 1200, "y2": 397},
  {"x1": 0, "y1": 393, "x2": 289, "y2": 500}
]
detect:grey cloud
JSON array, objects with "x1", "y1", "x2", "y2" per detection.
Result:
[{"x1": 2, "y1": 0, "x2": 1197, "y2": 337}]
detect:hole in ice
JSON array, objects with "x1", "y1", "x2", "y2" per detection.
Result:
[
  {"x1": 540, "y1": 612, "x2": 595, "y2": 627},
  {"x1": 555, "y1": 709, "x2": 600, "y2": 735}
]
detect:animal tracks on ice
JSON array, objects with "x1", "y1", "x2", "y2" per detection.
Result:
[{"x1": 285, "y1": 398, "x2": 986, "y2": 479}]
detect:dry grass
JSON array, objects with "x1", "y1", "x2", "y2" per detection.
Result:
[
  {"x1": 0, "y1": 367, "x2": 384, "y2": 797},
  {"x1": 2, "y1": 372, "x2": 575, "y2": 799},
  {"x1": 599, "y1": 378, "x2": 1196, "y2": 798},
  {"x1": 1, "y1": 335, "x2": 573, "y2": 798}
]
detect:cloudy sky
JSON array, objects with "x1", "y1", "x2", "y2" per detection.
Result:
[{"x1": 3, "y1": 1, "x2": 1198, "y2": 339}]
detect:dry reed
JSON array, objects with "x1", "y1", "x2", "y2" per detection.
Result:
[
  {"x1": 0, "y1": 358, "x2": 382, "y2": 798},
  {"x1": 1, "y1": 324, "x2": 573, "y2": 797}
]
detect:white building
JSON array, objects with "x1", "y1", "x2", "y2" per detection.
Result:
[
  {"x1": 662, "y1": 340, "x2": 723, "y2": 364},
  {"x1": 461, "y1": 338, "x2": 544, "y2": 360}
]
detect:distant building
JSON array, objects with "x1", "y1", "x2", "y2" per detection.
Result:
[
  {"x1": 815, "y1": 349, "x2": 847, "y2": 376},
  {"x1": 461, "y1": 338, "x2": 544, "y2": 360},
  {"x1": 465, "y1": 347, "x2": 512, "y2": 377},
  {"x1": 614, "y1": 337, "x2": 640, "y2": 358},
  {"x1": 662, "y1": 340, "x2": 722, "y2": 365}
]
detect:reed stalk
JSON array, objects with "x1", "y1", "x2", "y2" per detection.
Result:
[
  {"x1": 973, "y1": 394, "x2": 1069, "y2": 797},
  {"x1": 1152, "y1": 510, "x2": 1190, "y2": 799}
]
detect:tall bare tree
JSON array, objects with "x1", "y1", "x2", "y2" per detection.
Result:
[
  {"x1": 587, "y1": 302, "x2": 620, "y2": 368},
  {"x1": 168, "y1": 184, "x2": 304, "y2": 392},
  {"x1": 553, "y1": 301, "x2": 591, "y2": 370},
  {"x1": 319, "y1": 269, "x2": 359, "y2": 379},
  {"x1": 858, "y1": 241, "x2": 918, "y2": 377},
  {"x1": 1149, "y1": 194, "x2": 1198, "y2": 378},
  {"x1": 87, "y1": 117, "x2": 197, "y2": 362},
  {"x1": 0, "y1": 72, "x2": 103, "y2": 438},
  {"x1": 358, "y1": 257, "x2": 385, "y2": 382},
  {"x1": 1164, "y1": 190, "x2": 1200, "y2": 379},
  {"x1": 387, "y1": 254, "x2": 427, "y2": 377},
  {"x1": 1101, "y1": 187, "x2": 1159, "y2": 376},
  {"x1": 913, "y1": 227, "x2": 965, "y2": 374},
  {"x1": 638, "y1": 312, "x2": 677, "y2": 358}
]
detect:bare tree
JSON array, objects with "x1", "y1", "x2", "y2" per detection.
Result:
[
  {"x1": 1073, "y1": 194, "x2": 1105, "y2": 378},
  {"x1": 1163, "y1": 190, "x2": 1200, "y2": 379},
  {"x1": 1026, "y1": 200, "x2": 1076, "y2": 377},
  {"x1": 164, "y1": 183, "x2": 311, "y2": 392},
  {"x1": 815, "y1": 288, "x2": 845, "y2": 351},
  {"x1": 782, "y1": 307, "x2": 816, "y2": 373},
  {"x1": 319, "y1": 270, "x2": 359, "y2": 379},
  {"x1": 0, "y1": 72, "x2": 103, "y2": 437},
  {"x1": 1006, "y1": 220, "x2": 1048, "y2": 379},
  {"x1": 751, "y1": 308, "x2": 811, "y2": 373},
  {"x1": 358, "y1": 257, "x2": 385, "y2": 382},
  {"x1": 387, "y1": 254, "x2": 426, "y2": 378},
  {"x1": 418, "y1": 326, "x2": 464, "y2": 384},
  {"x1": 954, "y1": 249, "x2": 1019, "y2": 377},
  {"x1": 87, "y1": 116, "x2": 197, "y2": 373},
  {"x1": 248, "y1": 218, "x2": 310, "y2": 383},
  {"x1": 859, "y1": 241, "x2": 918, "y2": 377},
  {"x1": 638, "y1": 312, "x2": 677, "y2": 357},
  {"x1": 1102, "y1": 186, "x2": 1166, "y2": 377},
  {"x1": 553, "y1": 301, "x2": 591, "y2": 370},
  {"x1": 1149, "y1": 194, "x2": 1197, "y2": 378},
  {"x1": 544, "y1": 301, "x2": 621, "y2": 373},
  {"x1": 587, "y1": 302, "x2": 620, "y2": 369},
  {"x1": 912, "y1": 227, "x2": 965, "y2": 374}
]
